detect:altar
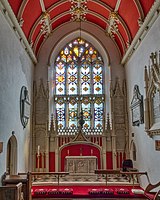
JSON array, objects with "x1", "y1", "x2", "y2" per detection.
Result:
[{"x1": 65, "y1": 156, "x2": 97, "y2": 174}]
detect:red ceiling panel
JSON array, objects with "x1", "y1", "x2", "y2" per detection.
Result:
[
  {"x1": 100, "y1": 0, "x2": 117, "y2": 9},
  {"x1": 44, "y1": 0, "x2": 60, "y2": 10},
  {"x1": 139, "y1": 0, "x2": 155, "y2": 16},
  {"x1": 118, "y1": 0, "x2": 139, "y2": 38},
  {"x1": 49, "y1": 2, "x2": 71, "y2": 20},
  {"x1": 22, "y1": 0, "x2": 42, "y2": 38},
  {"x1": 31, "y1": 24, "x2": 42, "y2": 44},
  {"x1": 8, "y1": 0, "x2": 22, "y2": 16},
  {"x1": 35, "y1": 34, "x2": 45, "y2": 55},
  {"x1": 86, "y1": 14, "x2": 106, "y2": 30},
  {"x1": 6, "y1": 0, "x2": 155, "y2": 58},
  {"x1": 88, "y1": 1, "x2": 110, "y2": 19},
  {"x1": 118, "y1": 23, "x2": 128, "y2": 47},
  {"x1": 114, "y1": 34, "x2": 124, "y2": 56},
  {"x1": 51, "y1": 14, "x2": 71, "y2": 31}
]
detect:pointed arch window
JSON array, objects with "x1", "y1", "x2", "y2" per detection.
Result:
[{"x1": 54, "y1": 38, "x2": 105, "y2": 133}]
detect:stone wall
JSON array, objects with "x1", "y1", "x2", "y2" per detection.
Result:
[
  {"x1": 0, "y1": 12, "x2": 34, "y2": 181},
  {"x1": 125, "y1": 15, "x2": 160, "y2": 187}
]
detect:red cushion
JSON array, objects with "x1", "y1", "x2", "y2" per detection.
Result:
[
  {"x1": 116, "y1": 188, "x2": 130, "y2": 194},
  {"x1": 102, "y1": 188, "x2": 114, "y2": 194},
  {"x1": 48, "y1": 189, "x2": 59, "y2": 195},
  {"x1": 88, "y1": 188, "x2": 102, "y2": 194},
  {"x1": 59, "y1": 188, "x2": 73, "y2": 194},
  {"x1": 34, "y1": 188, "x2": 47, "y2": 195}
]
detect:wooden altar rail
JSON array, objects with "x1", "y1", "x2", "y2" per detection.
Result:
[
  {"x1": 31, "y1": 172, "x2": 69, "y2": 188},
  {"x1": 95, "y1": 170, "x2": 150, "y2": 187},
  {"x1": 0, "y1": 182, "x2": 23, "y2": 200}
]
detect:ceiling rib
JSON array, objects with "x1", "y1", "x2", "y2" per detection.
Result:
[{"x1": 17, "y1": 0, "x2": 28, "y2": 21}]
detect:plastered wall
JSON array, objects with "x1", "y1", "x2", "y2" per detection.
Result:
[{"x1": 0, "y1": 12, "x2": 34, "y2": 181}]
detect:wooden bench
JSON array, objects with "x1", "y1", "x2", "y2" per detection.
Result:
[
  {"x1": 0, "y1": 182, "x2": 23, "y2": 200},
  {"x1": 2, "y1": 172, "x2": 32, "y2": 200}
]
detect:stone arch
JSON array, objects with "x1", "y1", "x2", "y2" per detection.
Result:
[
  {"x1": 130, "y1": 139, "x2": 136, "y2": 161},
  {"x1": 6, "y1": 134, "x2": 18, "y2": 174},
  {"x1": 59, "y1": 141, "x2": 102, "y2": 172}
]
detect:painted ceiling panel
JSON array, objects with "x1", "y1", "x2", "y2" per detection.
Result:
[
  {"x1": 118, "y1": 0, "x2": 139, "y2": 38},
  {"x1": 6, "y1": 0, "x2": 155, "y2": 57},
  {"x1": 117, "y1": 23, "x2": 128, "y2": 47},
  {"x1": 100, "y1": 0, "x2": 117, "y2": 9},
  {"x1": 35, "y1": 34, "x2": 45, "y2": 55},
  {"x1": 31, "y1": 24, "x2": 42, "y2": 44},
  {"x1": 114, "y1": 34, "x2": 124, "y2": 56},
  {"x1": 139, "y1": 0, "x2": 155, "y2": 16},
  {"x1": 49, "y1": 2, "x2": 71, "y2": 20},
  {"x1": 86, "y1": 14, "x2": 107, "y2": 30},
  {"x1": 88, "y1": 1, "x2": 110, "y2": 19},
  {"x1": 51, "y1": 14, "x2": 71, "y2": 31},
  {"x1": 22, "y1": 0, "x2": 42, "y2": 38},
  {"x1": 44, "y1": 0, "x2": 60, "y2": 10},
  {"x1": 8, "y1": 0, "x2": 22, "y2": 16}
]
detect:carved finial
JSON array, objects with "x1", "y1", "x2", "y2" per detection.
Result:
[
  {"x1": 106, "y1": 113, "x2": 111, "y2": 131},
  {"x1": 33, "y1": 81, "x2": 37, "y2": 97},
  {"x1": 138, "y1": 18, "x2": 143, "y2": 27},
  {"x1": 19, "y1": 18, "x2": 24, "y2": 27},
  {"x1": 150, "y1": 52, "x2": 157, "y2": 66},
  {"x1": 144, "y1": 66, "x2": 148, "y2": 84},
  {"x1": 46, "y1": 81, "x2": 49, "y2": 99},
  {"x1": 110, "y1": 80, "x2": 113, "y2": 97},
  {"x1": 122, "y1": 80, "x2": 127, "y2": 96},
  {"x1": 50, "y1": 114, "x2": 54, "y2": 131},
  {"x1": 114, "y1": 77, "x2": 122, "y2": 97}
]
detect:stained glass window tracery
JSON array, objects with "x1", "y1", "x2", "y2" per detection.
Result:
[{"x1": 54, "y1": 38, "x2": 105, "y2": 132}]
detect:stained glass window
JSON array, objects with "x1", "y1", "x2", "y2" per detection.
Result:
[{"x1": 54, "y1": 38, "x2": 105, "y2": 132}]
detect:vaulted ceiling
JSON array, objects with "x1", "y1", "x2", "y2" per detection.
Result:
[{"x1": 7, "y1": 0, "x2": 155, "y2": 58}]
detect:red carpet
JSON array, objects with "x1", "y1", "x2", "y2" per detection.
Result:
[{"x1": 32, "y1": 185, "x2": 148, "y2": 198}]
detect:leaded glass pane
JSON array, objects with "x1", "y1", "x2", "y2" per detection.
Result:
[
  {"x1": 81, "y1": 63, "x2": 90, "y2": 94},
  {"x1": 82, "y1": 102, "x2": 91, "y2": 128},
  {"x1": 54, "y1": 38, "x2": 105, "y2": 133},
  {"x1": 93, "y1": 63, "x2": 103, "y2": 94},
  {"x1": 56, "y1": 103, "x2": 65, "y2": 128},
  {"x1": 56, "y1": 62, "x2": 65, "y2": 95},
  {"x1": 68, "y1": 62, "x2": 78, "y2": 95},
  {"x1": 94, "y1": 102, "x2": 103, "y2": 128},
  {"x1": 69, "y1": 102, "x2": 78, "y2": 128}
]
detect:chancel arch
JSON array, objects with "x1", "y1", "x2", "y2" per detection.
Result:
[
  {"x1": 32, "y1": 24, "x2": 128, "y2": 172},
  {"x1": 48, "y1": 29, "x2": 111, "y2": 120}
]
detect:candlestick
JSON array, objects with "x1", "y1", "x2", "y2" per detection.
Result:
[
  {"x1": 37, "y1": 145, "x2": 40, "y2": 156},
  {"x1": 91, "y1": 149, "x2": 93, "y2": 156}
]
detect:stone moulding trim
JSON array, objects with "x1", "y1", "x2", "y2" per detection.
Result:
[{"x1": 147, "y1": 129, "x2": 160, "y2": 138}]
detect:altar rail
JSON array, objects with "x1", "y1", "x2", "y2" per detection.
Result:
[
  {"x1": 1, "y1": 171, "x2": 160, "y2": 200},
  {"x1": 95, "y1": 169, "x2": 150, "y2": 186}
]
